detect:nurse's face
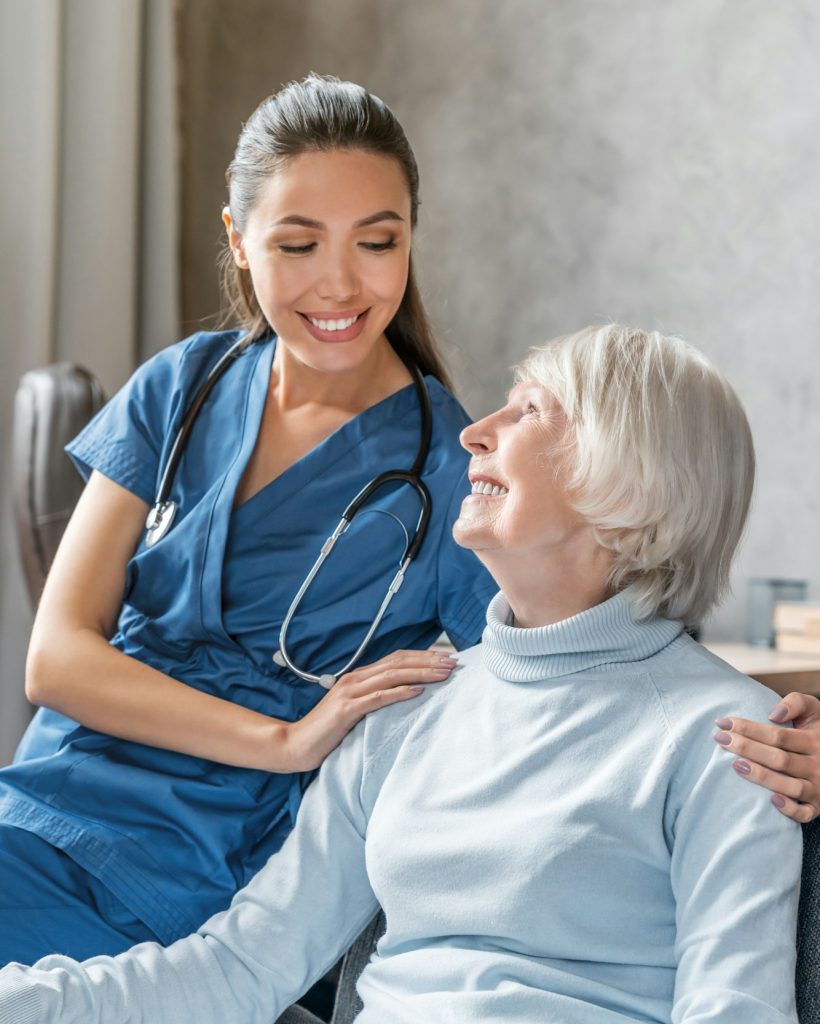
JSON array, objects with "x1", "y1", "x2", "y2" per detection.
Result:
[
  {"x1": 453, "y1": 382, "x2": 586, "y2": 556},
  {"x1": 223, "y1": 149, "x2": 412, "y2": 374}
]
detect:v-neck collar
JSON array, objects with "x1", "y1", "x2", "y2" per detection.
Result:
[
  {"x1": 231, "y1": 337, "x2": 432, "y2": 526},
  {"x1": 198, "y1": 335, "x2": 434, "y2": 643}
]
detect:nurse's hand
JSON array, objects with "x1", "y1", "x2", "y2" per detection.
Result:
[
  {"x1": 713, "y1": 692, "x2": 820, "y2": 822},
  {"x1": 285, "y1": 649, "x2": 458, "y2": 772}
]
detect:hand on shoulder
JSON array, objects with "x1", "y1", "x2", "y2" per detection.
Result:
[{"x1": 713, "y1": 692, "x2": 820, "y2": 822}]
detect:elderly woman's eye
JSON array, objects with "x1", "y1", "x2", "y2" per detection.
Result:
[{"x1": 524, "y1": 402, "x2": 539, "y2": 415}]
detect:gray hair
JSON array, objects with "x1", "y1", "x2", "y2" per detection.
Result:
[{"x1": 515, "y1": 325, "x2": 755, "y2": 627}]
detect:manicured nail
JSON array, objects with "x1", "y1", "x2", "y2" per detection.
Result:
[
  {"x1": 715, "y1": 717, "x2": 733, "y2": 730},
  {"x1": 410, "y1": 686, "x2": 425, "y2": 695},
  {"x1": 771, "y1": 794, "x2": 786, "y2": 809},
  {"x1": 714, "y1": 731, "x2": 732, "y2": 746},
  {"x1": 769, "y1": 704, "x2": 789, "y2": 723},
  {"x1": 733, "y1": 760, "x2": 752, "y2": 776}
]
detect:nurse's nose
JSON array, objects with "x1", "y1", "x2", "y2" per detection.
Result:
[{"x1": 316, "y1": 249, "x2": 360, "y2": 303}]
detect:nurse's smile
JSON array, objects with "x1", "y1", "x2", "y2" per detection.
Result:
[{"x1": 297, "y1": 307, "x2": 371, "y2": 343}]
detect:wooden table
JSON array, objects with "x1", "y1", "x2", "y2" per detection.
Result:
[{"x1": 703, "y1": 643, "x2": 820, "y2": 697}]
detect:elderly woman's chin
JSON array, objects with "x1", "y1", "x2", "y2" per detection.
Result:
[{"x1": 451, "y1": 496, "x2": 501, "y2": 552}]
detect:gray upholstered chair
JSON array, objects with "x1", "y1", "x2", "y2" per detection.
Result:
[{"x1": 13, "y1": 363, "x2": 105, "y2": 608}]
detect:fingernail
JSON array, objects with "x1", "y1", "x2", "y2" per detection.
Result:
[
  {"x1": 769, "y1": 704, "x2": 789, "y2": 723},
  {"x1": 432, "y1": 669, "x2": 451, "y2": 677},
  {"x1": 715, "y1": 717, "x2": 733, "y2": 730},
  {"x1": 772, "y1": 794, "x2": 786, "y2": 809},
  {"x1": 410, "y1": 686, "x2": 425, "y2": 695},
  {"x1": 437, "y1": 654, "x2": 458, "y2": 663},
  {"x1": 714, "y1": 731, "x2": 732, "y2": 746},
  {"x1": 733, "y1": 760, "x2": 752, "y2": 776}
]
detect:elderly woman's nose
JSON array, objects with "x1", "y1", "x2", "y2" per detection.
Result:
[{"x1": 460, "y1": 417, "x2": 495, "y2": 453}]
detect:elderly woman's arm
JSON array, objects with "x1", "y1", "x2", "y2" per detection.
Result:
[
  {"x1": 0, "y1": 721, "x2": 380, "y2": 1024},
  {"x1": 672, "y1": 699, "x2": 801, "y2": 1022},
  {"x1": 713, "y1": 692, "x2": 820, "y2": 822}
]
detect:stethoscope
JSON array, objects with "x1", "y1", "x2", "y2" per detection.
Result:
[{"x1": 144, "y1": 335, "x2": 433, "y2": 689}]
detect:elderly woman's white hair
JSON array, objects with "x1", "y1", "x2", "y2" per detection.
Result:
[{"x1": 515, "y1": 325, "x2": 755, "y2": 627}]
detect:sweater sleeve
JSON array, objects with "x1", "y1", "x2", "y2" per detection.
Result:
[
  {"x1": 0, "y1": 720, "x2": 380, "y2": 1024},
  {"x1": 667, "y1": 689, "x2": 801, "y2": 1023}
]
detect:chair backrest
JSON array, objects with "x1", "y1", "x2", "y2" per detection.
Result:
[
  {"x1": 798, "y1": 819, "x2": 820, "y2": 1023},
  {"x1": 12, "y1": 363, "x2": 105, "y2": 608}
]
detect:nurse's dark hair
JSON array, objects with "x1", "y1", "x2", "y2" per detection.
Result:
[{"x1": 220, "y1": 73, "x2": 452, "y2": 390}]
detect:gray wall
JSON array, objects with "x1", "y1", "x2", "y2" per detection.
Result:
[{"x1": 180, "y1": 0, "x2": 820, "y2": 639}]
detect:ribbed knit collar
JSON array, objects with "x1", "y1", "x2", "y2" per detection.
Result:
[{"x1": 481, "y1": 587, "x2": 683, "y2": 682}]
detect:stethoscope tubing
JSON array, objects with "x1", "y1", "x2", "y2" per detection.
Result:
[{"x1": 143, "y1": 335, "x2": 434, "y2": 688}]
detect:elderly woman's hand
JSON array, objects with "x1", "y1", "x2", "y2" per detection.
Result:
[{"x1": 713, "y1": 692, "x2": 820, "y2": 822}]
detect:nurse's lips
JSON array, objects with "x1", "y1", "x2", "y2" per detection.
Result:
[{"x1": 298, "y1": 308, "x2": 370, "y2": 343}]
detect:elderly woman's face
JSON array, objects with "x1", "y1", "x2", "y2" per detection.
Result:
[{"x1": 453, "y1": 382, "x2": 584, "y2": 557}]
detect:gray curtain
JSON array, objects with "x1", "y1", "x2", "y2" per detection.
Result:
[{"x1": 0, "y1": 0, "x2": 180, "y2": 764}]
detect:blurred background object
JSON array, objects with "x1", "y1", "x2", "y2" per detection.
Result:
[
  {"x1": 1, "y1": 0, "x2": 819, "y2": 762},
  {"x1": 746, "y1": 577, "x2": 808, "y2": 647}
]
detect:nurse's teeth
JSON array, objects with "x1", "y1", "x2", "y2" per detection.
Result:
[{"x1": 308, "y1": 315, "x2": 359, "y2": 331}]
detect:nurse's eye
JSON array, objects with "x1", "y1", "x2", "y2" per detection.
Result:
[
  {"x1": 359, "y1": 240, "x2": 398, "y2": 253},
  {"x1": 278, "y1": 243, "x2": 316, "y2": 255}
]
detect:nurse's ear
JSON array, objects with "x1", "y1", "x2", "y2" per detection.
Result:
[{"x1": 222, "y1": 206, "x2": 250, "y2": 269}]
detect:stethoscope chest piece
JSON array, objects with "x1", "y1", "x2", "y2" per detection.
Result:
[{"x1": 145, "y1": 500, "x2": 177, "y2": 548}]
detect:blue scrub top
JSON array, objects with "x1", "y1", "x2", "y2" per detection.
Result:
[{"x1": 0, "y1": 331, "x2": 496, "y2": 944}]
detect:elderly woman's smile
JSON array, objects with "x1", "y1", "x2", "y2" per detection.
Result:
[{"x1": 454, "y1": 383, "x2": 585, "y2": 552}]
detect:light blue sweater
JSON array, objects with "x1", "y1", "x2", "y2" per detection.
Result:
[{"x1": 0, "y1": 589, "x2": 801, "y2": 1022}]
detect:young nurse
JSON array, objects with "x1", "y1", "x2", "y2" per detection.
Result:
[{"x1": 0, "y1": 75, "x2": 496, "y2": 963}]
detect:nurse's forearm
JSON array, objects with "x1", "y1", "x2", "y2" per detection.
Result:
[
  {"x1": 25, "y1": 631, "x2": 456, "y2": 773},
  {"x1": 25, "y1": 628, "x2": 294, "y2": 771}
]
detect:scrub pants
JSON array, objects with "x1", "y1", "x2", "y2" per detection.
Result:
[{"x1": 0, "y1": 824, "x2": 160, "y2": 967}]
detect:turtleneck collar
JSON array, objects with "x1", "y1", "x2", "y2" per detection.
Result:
[{"x1": 481, "y1": 586, "x2": 683, "y2": 682}]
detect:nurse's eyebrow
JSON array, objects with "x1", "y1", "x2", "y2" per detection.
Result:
[
  {"x1": 353, "y1": 210, "x2": 405, "y2": 228},
  {"x1": 272, "y1": 210, "x2": 405, "y2": 229}
]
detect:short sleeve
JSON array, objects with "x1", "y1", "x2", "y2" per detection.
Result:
[
  {"x1": 65, "y1": 338, "x2": 199, "y2": 505},
  {"x1": 435, "y1": 470, "x2": 497, "y2": 650}
]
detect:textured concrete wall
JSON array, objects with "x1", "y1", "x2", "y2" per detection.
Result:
[{"x1": 178, "y1": 0, "x2": 820, "y2": 639}]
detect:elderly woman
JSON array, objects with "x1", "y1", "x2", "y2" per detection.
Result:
[{"x1": 0, "y1": 325, "x2": 800, "y2": 1023}]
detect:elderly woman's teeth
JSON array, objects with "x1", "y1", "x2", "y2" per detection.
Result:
[{"x1": 471, "y1": 481, "x2": 508, "y2": 496}]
